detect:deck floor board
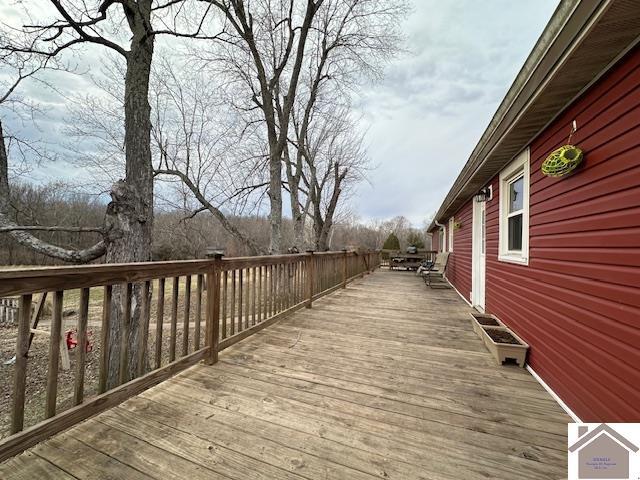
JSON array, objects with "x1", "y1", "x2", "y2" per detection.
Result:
[{"x1": 0, "y1": 270, "x2": 569, "y2": 479}]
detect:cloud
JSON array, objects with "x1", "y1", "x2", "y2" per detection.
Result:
[
  {"x1": 1, "y1": 0, "x2": 560, "y2": 227},
  {"x1": 352, "y1": 0, "x2": 560, "y2": 225}
]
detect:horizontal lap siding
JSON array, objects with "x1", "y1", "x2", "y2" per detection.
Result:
[
  {"x1": 431, "y1": 230, "x2": 440, "y2": 252},
  {"x1": 448, "y1": 201, "x2": 473, "y2": 302},
  {"x1": 485, "y1": 45, "x2": 640, "y2": 422}
]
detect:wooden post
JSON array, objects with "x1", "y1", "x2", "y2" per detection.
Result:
[
  {"x1": 99, "y1": 285, "x2": 112, "y2": 393},
  {"x1": 205, "y1": 254, "x2": 223, "y2": 365},
  {"x1": 73, "y1": 288, "x2": 90, "y2": 405},
  {"x1": 137, "y1": 281, "x2": 151, "y2": 377},
  {"x1": 306, "y1": 251, "x2": 314, "y2": 308},
  {"x1": 11, "y1": 294, "x2": 32, "y2": 434},
  {"x1": 45, "y1": 291, "x2": 63, "y2": 418},
  {"x1": 118, "y1": 283, "x2": 132, "y2": 386}
]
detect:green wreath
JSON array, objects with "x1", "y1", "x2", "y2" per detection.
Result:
[{"x1": 541, "y1": 145, "x2": 583, "y2": 177}]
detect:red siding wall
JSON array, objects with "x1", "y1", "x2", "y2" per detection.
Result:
[
  {"x1": 484, "y1": 45, "x2": 640, "y2": 421},
  {"x1": 431, "y1": 229, "x2": 440, "y2": 252},
  {"x1": 447, "y1": 202, "x2": 473, "y2": 302}
]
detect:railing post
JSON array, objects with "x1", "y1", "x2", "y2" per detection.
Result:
[
  {"x1": 306, "y1": 250, "x2": 314, "y2": 308},
  {"x1": 206, "y1": 253, "x2": 223, "y2": 365}
]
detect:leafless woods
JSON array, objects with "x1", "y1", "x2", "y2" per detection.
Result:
[{"x1": 1, "y1": 0, "x2": 408, "y2": 386}]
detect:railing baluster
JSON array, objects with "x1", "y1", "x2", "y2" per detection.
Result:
[
  {"x1": 11, "y1": 294, "x2": 32, "y2": 434},
  {"x1": 169, "y1": 277, "x2": 179, "y2": 362},
  {"x1": 245, "y1": 268, "x2": 251, "y2": 328},
  {"x1": 195, "y1": 274, "x2": 203, "y2": 348},
  {"x1": 306, "y1": 252, "x2": 314, "y2": 308},
  {"x1": 257, "y1": 266, "x2": 262, "y2": 323},
  {"x1": 99, "y1": 285, "x2": 112, "y2": 394},
  {"x1": 251, "y1": 266, "x2": 257, "y2": 326},
  {"x1": 46, "y1": 290, "x2": 64, "y2": 418},
  {"x1": 276, "y1": 263, "x2": 280, "y2": 313},
  {"x1": 238, "y1": 269, "x2": 244, "y2": 332},
  {"x1": 299, "y1": 261, "x2": 302, "y2": 301},
  {"x1": 137, "y1": 281, "x2": 151, "y2": 377},
  {"x1": 119, "y1": 283, "x2": 132, "y2": 386},
  {"x1": 205, "y1": 269, "x2": 215, "y2": 365},
  {"x1": 292, "y1": 262, "x2": 297, "y2": 304},
  {"x1": 74, "y1": 287, "x2": 90, "y2": 405},
  {"x1": 288, "y1": 263, "x2": 293, "y2": 308},
  {"x1": 269, "y1": 264, "x2": 274, "y2": 317},
  {"x1": 230, "y1": 270, "x2": 236, "y2": 336},
  {"x1": 155, "y1": 278, "x2": 165, "y2": 369},
  {"x1": 182, "y1": 275, "x2": 191, "y2": 356},
  {"x1": 221, "y1": 271, "x2": 227, "y2": 338}
]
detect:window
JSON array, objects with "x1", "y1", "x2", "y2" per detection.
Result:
[
  {"x1": 448, "y1": 218, "x2": 454, "y2": 252},
  {"x1": 439, "y1": 229, "x2": 445, "y2": 253},
  {"x1": 499, "y1": 148, "x2": 530, "y2": 265}
]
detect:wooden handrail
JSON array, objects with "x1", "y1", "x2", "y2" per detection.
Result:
[
  {"x1": 0, "y1": 249, "x2": 381, "y2": 462},
  {"x1": 0, "y1": 251, "x2": 373, "y2": 297}
]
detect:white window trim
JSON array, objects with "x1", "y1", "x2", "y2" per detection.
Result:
[
  {"x1": 448, "y1": 217, "x2": 454, "y2": 252},
  {"x1": 439, "y1": 229, "x2": 445, "y2": 253},
  {"x1": 498, "y1": 148, "x2": 530, "y2": 265}
]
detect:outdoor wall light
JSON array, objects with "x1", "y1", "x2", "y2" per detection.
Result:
[{"x1": 474, "y1": 186, "x2": 492, "y2": 203}]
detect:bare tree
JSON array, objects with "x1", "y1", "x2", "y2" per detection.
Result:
[
  {"x1": 149, "y1": 56, "x2": 267, "y2": 254},
  {"x1": 1, "y1": 0, "x2": 215, "y2": 387},
  {"x1": 196, "y1": 0, "x2": 325, "y2": 253},
  {"x1": 301, "y1": 107, "x2": 368, "y2": 250},
  {"x1": 283, "y1": 0, "x2": 408, "y2": 249}
]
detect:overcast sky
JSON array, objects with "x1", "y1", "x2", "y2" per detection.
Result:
[
  {"x1": 354, "y1": 0, "x2": 559, "y2": 225},
  {"x1": 2, "y1": 1, "x2": 560, "y2": 226}
]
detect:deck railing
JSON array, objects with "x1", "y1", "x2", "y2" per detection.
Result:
[
  {"x1": 0, "y1": 249, "x2": 379, "y2": 461},
  {"x1": 380, "y1": 249, "x2": 437, "y2": 267}
]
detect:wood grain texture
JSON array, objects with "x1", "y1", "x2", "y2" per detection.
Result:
[
  {"x1": 11, "y1": 294, "x2": 32, "y2": 434},
  {"x1": 1, "y1": 270, "x2": 568, "y2": 479},
  {"x1": 45, "y1": 291, "x2": 63, "y2": 418},
  {"x1": 0, "y1": 348, "x2": 209, "y2": 463},
  {"x1": 73, "y1": 287, "x2": 90, "y2": 405},
  {"x1": 154, "y1": 278, "x2": 165, "y2": 370},
  {"x1": 98, "y1": 285, "x2": 112, "y2": 394}
]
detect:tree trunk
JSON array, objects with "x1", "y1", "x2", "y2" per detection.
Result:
[
  {"x1": 284, "y1": 145, "x2": 305, "y2": 250},
  {"x1": 268, "y1": 147, "x2": 283, "y2": 254},
  {"x1": 104, "y1": 1, "x2": 155, "y2": 389}
]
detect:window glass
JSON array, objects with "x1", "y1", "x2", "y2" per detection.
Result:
[
  {"x1": 508, "y1": 214, "x2": 523, "y2": 251},
  {"x1": 509, "y1": 176, "x2": 524, "y2": 213}
]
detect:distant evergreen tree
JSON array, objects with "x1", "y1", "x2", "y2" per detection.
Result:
[
  {"x1": 406, "y1": 231, "x2": 425, "y2": 249},
  {"x1": 382, "y1": 232, "x2": 400, "y2": 250}
]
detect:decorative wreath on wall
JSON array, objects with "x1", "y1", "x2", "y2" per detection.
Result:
[
  {"x1": 541, "y1": 120, "x2": 584, "y2": 177},
  {"x1": 541, "y1": 144, "x2": 583, "y2": 177}
]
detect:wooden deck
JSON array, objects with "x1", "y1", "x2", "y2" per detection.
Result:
[{"x1": 0, "y1": 270, "x2": 569, "y2": 480}]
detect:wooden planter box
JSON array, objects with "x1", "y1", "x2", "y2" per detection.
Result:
[
  {"x1": 479, "y1": 326, "x2": 529, "y2": 368},
  {"x1": 469, "y1": 312, "x2": 504, "y2": 337}
]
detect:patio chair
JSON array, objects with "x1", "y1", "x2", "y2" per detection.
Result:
[{"x1": 421, "y1": 252, "x2": 450, "y2": 288}]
